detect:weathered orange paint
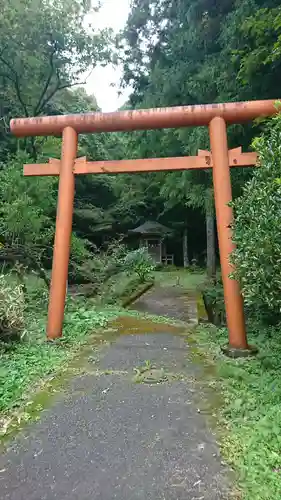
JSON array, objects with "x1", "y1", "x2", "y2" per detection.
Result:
[
  {"x1": 10, "y1": 99, "x2": 276, "y2": 137},
  {"x1": 209, "y1": 117, "x2": 248, "y2": 349},
  {"x1": 23, "y1": 151, "x2": 257, "y2": 176},
  {"x1": 46, "y1": 127, "x2": 77, "y2": 340}
]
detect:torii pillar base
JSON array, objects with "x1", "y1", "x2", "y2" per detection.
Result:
[{"x1": 221, "y1": 344, "x2": 258, "y2": 358}]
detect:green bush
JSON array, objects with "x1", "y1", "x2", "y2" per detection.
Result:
[
  {"x1": 0, "y1": 274, "x2": 25, "y2": 342},
  {"x1": 232, "y1": 112, "x2": 281, "y2": 321},
  {"x1": 124, "y1": 247, "x2": 155, "y2": 283},
  {"x1": 70, "y1": 241, "x2": 155, "y2": 301},
  {"x1": 72, "y1": 239, "x2": 128, "y2": 287},
  {"x1": 98, "y1": 247, "x2": 155, "y2": 304}
]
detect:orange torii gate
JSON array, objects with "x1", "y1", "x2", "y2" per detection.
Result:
[{"x1": 10, "y1": 100, "x2": 277, "y2": 356}]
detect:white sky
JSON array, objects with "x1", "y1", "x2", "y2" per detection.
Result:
[{"x1": 84, "y1": 0, "x2": 132, "y2": 112}]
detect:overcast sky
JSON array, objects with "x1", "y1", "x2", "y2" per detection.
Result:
[{"x1": 84, "y1": 0, "x2": 131, "y2": 112}]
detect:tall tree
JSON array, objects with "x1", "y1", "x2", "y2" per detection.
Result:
[{"x1": 0, "y1": 0, "x2": 111, "y2": 159}]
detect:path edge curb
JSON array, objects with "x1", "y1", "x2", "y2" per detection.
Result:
[{"x1": 122, "y1": 281, "x2": 155, "y2": 308}]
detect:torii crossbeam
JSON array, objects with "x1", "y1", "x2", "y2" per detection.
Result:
[
  {"x1": 10, "y1": 99, "x2": 278, "y2": 356},
  {"x1": 24, "y1": 147, "x2": 256, "y2": 176}
]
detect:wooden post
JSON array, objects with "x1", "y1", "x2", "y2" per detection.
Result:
[
  {"x1": 209, "y1": 117, "x2": 248, "y2": 350},
  {"x1": 47, "y1": 127, "x2": 77, "y2": 340}
]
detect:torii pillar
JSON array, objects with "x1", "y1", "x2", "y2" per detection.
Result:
[
  {"x1": 47, "y1": 127, "x2": 77, "y2": 338},
  {"x1": 210, "y1": 118, "x2": 250, "y2": 355}
]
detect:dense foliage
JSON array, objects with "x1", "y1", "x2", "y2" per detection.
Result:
[{"x1": 232, "y1": 113, "x2": 281, "y2": 321}]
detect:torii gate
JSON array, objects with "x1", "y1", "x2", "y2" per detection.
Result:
[{"x1": 10, "y1": 100, "x2": 277, "y2": 356}]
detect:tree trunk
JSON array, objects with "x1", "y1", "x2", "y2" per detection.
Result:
[
  {"x1": 183, "y1": 227, "x2": 189, "y2": 268},
  {"x1": 205, "y1": 192, "x2": 216, "y2": 279}
]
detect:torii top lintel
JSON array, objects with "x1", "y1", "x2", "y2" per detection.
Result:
[{"x1": 10, "y1": 99, "x2": 278, "y2": 137}]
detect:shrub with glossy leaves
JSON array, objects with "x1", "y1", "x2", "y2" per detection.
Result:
[{"x1": 232, "y1": 112, "x2": 281, "y2": 321}]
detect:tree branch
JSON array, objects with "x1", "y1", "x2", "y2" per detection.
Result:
[
  {"x1": 33, "y1": 46, "x2": 57, "y2": 116},
  {"x1": 40, "y1": 79, "x2": 86, "y2": 112},
  {"x1": 37, "y1": 67, "x2": 62, "y2": 113},
  {"x1": 0, "y1": 56, "x2": 29, "y2": 117}
]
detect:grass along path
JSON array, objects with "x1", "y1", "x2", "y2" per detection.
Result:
[
  {"x1": 158, "y1": 269, "x2": 281, "y2": 498},
  {"x1": 154, "y1": 268, "x2": 206, "y2": 291},
  {"x1": 0, "y1": 291, "x2": 186, "y2": 437},
  {"x1": 0, "y1": 269, "x2": 156, "y2": 428},
  {"x1": 0, "y1": 298, "x2": 121, "y2": 424},
  {"x1": 194, "y1": 324, "x2": 281, "y2": 500}
]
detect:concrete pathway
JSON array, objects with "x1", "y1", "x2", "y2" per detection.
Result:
[
  {"x1": 0, "y1": 286, "x2": 231, "y2": 499},
  {"x1": 132, "y1": 284, "x2": 198, "y2": 324}
]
